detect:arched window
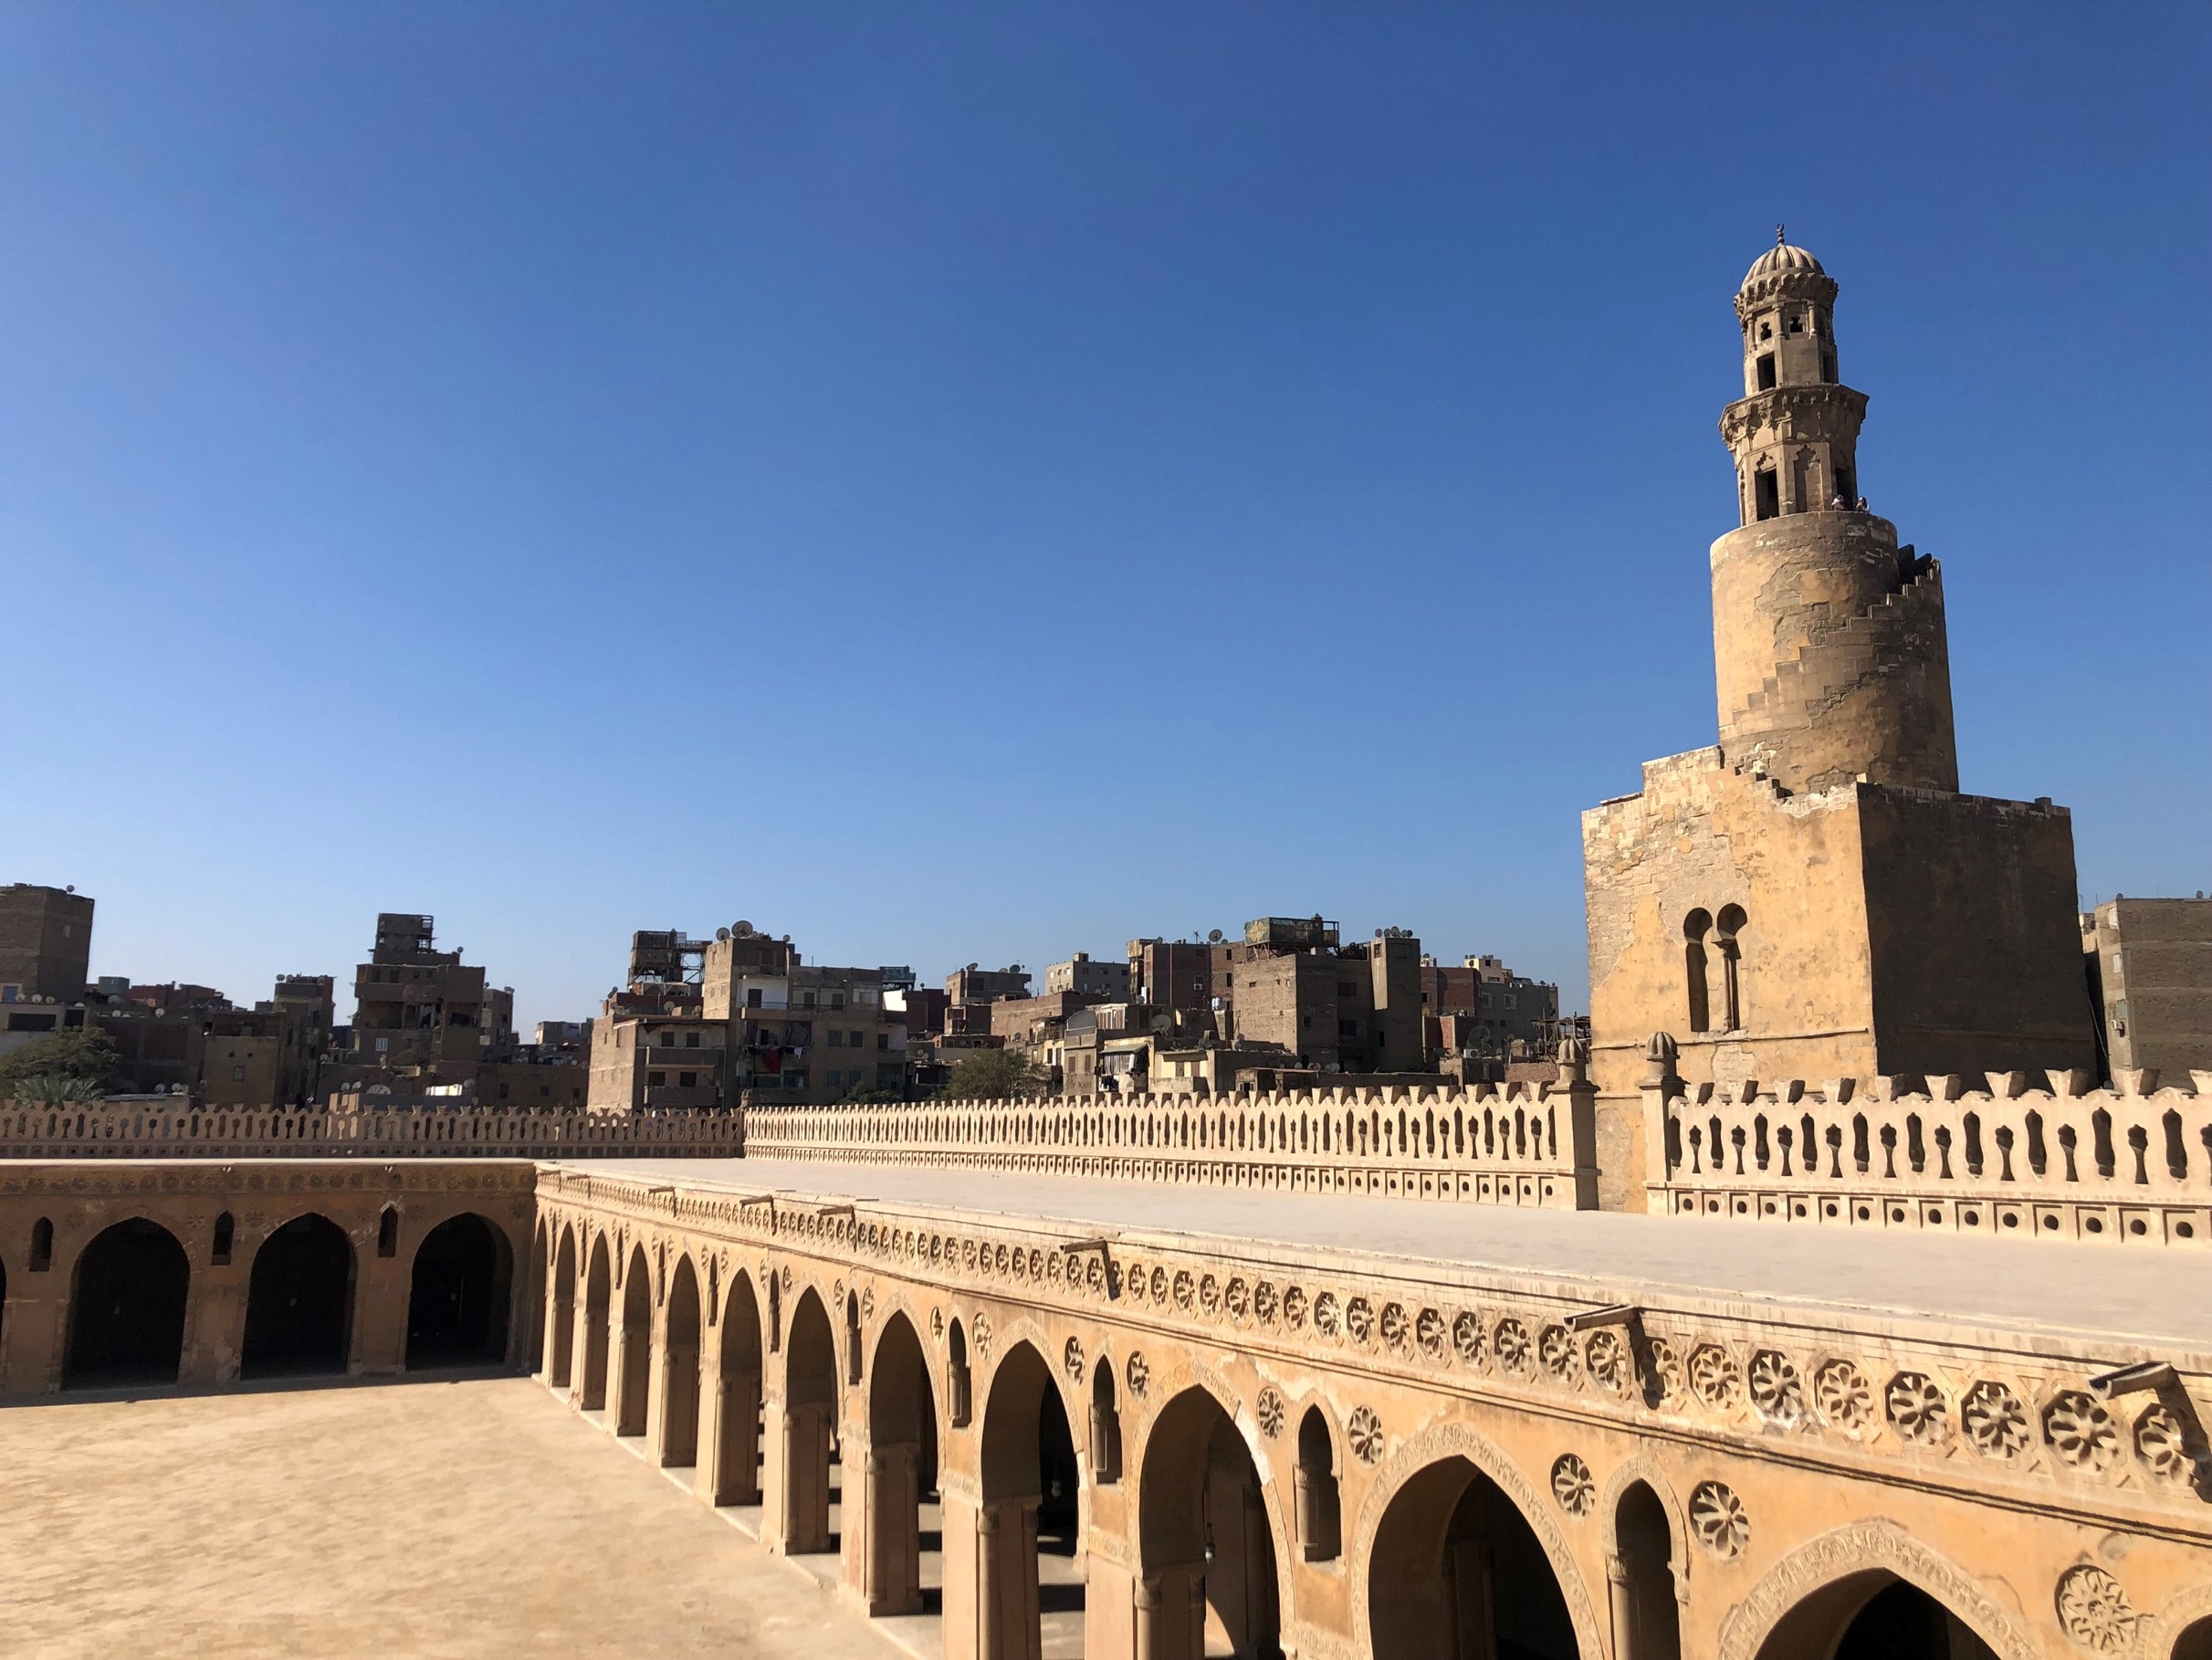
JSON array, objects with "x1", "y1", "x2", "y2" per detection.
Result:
[
  {"x1": 844, "y1": 1291, "x2": 863, "y2": 1386},
  {"x1": 376, "y1": 1205, "x2": 399, "y2": 1259},
  {"x1": 1715, "y1": 903, "x2": 1747, "y2": 1032},
  {"x1": 1295, "y1": 1407, "x2": 1341, "y2": 1560},
  {"x1": 1089, "y1": 1362, "x2": 1122, "y2": 1485},
  {"x1": 211, "y1": 1211, "x2": 235, "y2": 1266},
  {"x1": 1683, "y1": 910, "x2": 1714, "y2": 1035},
  {"x1": 948, "y1": 1319, "x2": 972, "y2": 1427},
  {"x1": 29, "y1": 1216, "x2": 53, "y2": 1272}
]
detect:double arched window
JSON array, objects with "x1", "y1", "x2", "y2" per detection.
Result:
[{"x1": 1684, "y1": 905, "x2": 1749, "y2": 1034}]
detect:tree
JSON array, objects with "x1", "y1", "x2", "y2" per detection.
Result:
[
  {"x1": 944, "y1": 1047, "x2": 1048, "y2": 1100},
  {"x1": 0, "y1": 1025, "x2": 122, "y2": 1100}
]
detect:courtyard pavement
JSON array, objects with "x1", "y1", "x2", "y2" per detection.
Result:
[{"x1": 0, "y1": 1374, "x2": 944, "y2": 1660}]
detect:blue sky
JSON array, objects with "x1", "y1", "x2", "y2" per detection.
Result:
[{"x1": 2, "y1": 5, "x2": 2206, "y2": 1029}]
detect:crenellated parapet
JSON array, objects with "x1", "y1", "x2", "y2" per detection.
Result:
[
  {"x1": 742, "y1": 1073, "x2": 1600, "y2": 1209},
  {"x1": 0, "y1": 1100, "x2": 745, "y2": 1159},
  {"x1": 1639, "y1": 1032, "x2": 2212, "y2": 1244}
]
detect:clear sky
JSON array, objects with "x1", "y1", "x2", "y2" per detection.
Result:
[{"x1": 3, "y1": 5, "x2": 2206, "y2": 1031}]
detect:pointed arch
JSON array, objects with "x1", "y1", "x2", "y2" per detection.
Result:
[
  {"x1": 1137, "y1": 1382, "x2": 1281, "y2": 1660},
  {"x1": 615, "y1": 1242, "x2": 652, "y2": 1435},
  {"x1": 67, "y1": 1217, "x2": 190, "y2": 1388},
  {"x1": 1714, "y1": 1520, "x2": 2031, "y2": 1660},
  {"x1": 242, "y1": 1211, "x2": 354, "y2": 1379},
  {"x1": 659, "y1": 1255, "x2": 703, "y2": 1467},
  {"x1": 580, "y1": 1232, "x2": 613, "y2": 1410},
  {"x1": 862, "y1": 1309, "x2": 938, "y2": 1616},
  {"x1": 1351, "y1": 1419, "x2": 1599, "y2": 1660},
  {"x1": 715, "y1": 1266, "x2": 764, "y2": 1506},
  {"x1": 548, "y1": 1223, "x2": 578, "y2": 1387}
]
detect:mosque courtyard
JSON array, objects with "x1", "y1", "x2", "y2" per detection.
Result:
[{"x1": 0, "y1": 1374, "x2": 923, "y2": 1660}]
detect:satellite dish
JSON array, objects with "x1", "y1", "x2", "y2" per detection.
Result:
[
  {"x1": 716, "y1": 927, "x2": 730, "y2": 941},
  {"x1": 734, "y1": 920, "x2": 753, "y2": 937},
  {"x1": 1207, "y1": 929, "x2": 1223, "y2": 943},
  {"x1": 967, "y1": 962, "x2": 980, "y2": 972}
]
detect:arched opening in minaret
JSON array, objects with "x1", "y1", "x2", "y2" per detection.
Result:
[
  {"x1": 1754, "y1": 467, "x2": 1779, "y2": 520},
  {"x1": 1683, "y1": 910, "x2": 1713, "y2": 1035},
  {"x1": 1756, "y1": 352, "x2": 1777, "y2": 390},
  {"x1": 1716, "y1": 905, "x2": 1747, "y2": 1032}
]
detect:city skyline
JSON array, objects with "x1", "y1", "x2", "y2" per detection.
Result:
[{"x1": 3, "y1": 5, "x2": 2206, "y2": 1032}]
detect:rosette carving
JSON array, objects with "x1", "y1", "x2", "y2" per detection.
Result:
[
  {"x1": 1689, "y1": 1481, "x2": 1748, "y2": 1558},
  {"x1": 1550, "y1": 1455, "x2": 1594, "y2": 1517}
]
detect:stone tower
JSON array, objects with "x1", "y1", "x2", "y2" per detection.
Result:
[
  {"x1": 1709, "y1": 233, "x2": 1959, "y2": 796},
  {"x1": 1579, "y1": 237, "x2": 2095, "y2": 1209}
]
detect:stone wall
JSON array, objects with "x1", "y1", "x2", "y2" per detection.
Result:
[
  {"x1": 0, "y1": 1159, "x2": 538, "y2": 1392},
  {"x1": 741, "y1": 1074, "x2": 1599, "y2": 1211},
  {"x1": 1640, "y1": 1053, "x2": 2212, "y2": 1245},
  {"x1": 0, "y1": 1099, "x2": 743, "y2": 1159}
]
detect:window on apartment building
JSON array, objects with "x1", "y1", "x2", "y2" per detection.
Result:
[
  {"x1": 826, "y1": 1030, "x2": 843, "y2": 1047},
  {"x1": 499, "y1": 1084, "x2": 510, "y2": 1100},
  {"x1": 1337, "y1": 982, "x2": 1356, "y2": 998},
  {"x1": 685, "y1": 1031, "x2": 700, "y2": 1047},
  {"x1": 831, "y1": 992, "x2": 845, "y2": 1010},
  {"x1": 877, "y1": 1033, "x2": 890, "y2": 1050},
  {"x1": 679, "y1": 1072, "x2": 697, "y2": 1088},
  {"x1": 232, "y1": 1066, "x2": 246, "y2": 1082},
  {"x1": 648, "y1": 1071, "x2": 666, "y2": 1086},
  {"x1": 746, "y1": 988, "x2": 763, "y2": 1008},
  {"x1": 1338, "y1": 1019, "x2": 1359, "y2": 1037}
]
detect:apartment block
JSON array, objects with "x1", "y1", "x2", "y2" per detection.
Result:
[
  {"x1": 2084, "y1": 897, "x2": 2212, "y2": 1076},
  {"x1": 0, "y1": 883, "x2": 93, "y2": 1003},
  {"x1": 1044, "y1": 952, "x2": 1132, "y2": 999},
  {"x1": 346, "y1": 913, "x2": 488, "y2": 1081}
]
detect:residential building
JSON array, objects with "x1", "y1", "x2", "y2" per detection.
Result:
[
  {"x1": 2083, "y1": 897, "x2": 2212, "y2": 1077},
  {"x1": 1044, "y1": 952, "x2": 1132, "y2": 999},
  {"x1": 1415, "y1": 953, "x2": 1559, "y2": 1055},
  {"x1": 1223, "y1": 920, "x2": 1425, "y2": 1074},
  {"x1": 1126, "y1": 938, "x2": 1232, "y2": 1017},
  {"x1": 0, "y1": 883, "x2": 92, "y2": 1003},
  {"x1": 947, "y1": 964, "x2": 1031, "y2": 1007},
  {"x1": 345, "y1": 913, "x2": 490, "y2": 1082}
]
